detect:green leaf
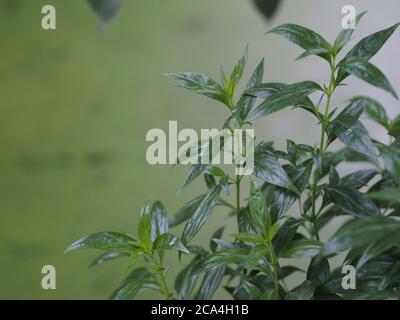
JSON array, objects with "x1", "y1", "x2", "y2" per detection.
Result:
[
  {"x1": 254, "y1": 151, "x2": 298, "y2": 194},
  {"x1": 248, "y1": 81, "x2": 322, "y2": 121},
  {"x1": 165, "y1": 72, "x2": 228, "y2": 105},
  {"x1": 237, "y1": 59, "x2": 264, "y2": 120},
  {"x1": 182, "y1": 185, "x2": 222, "y2": 244},
  {"x1": 237, "y1": 208, "x2": 257, "y2": 234},
  {"x1": 359, "y1": 96, "x2": 390, "y2": 128},
  {"x1": 376, "y1": 144, "x2": 400, "y2": 186},
  {"x1": 369, "y1": 188, "x2": 400, "y2": 203},
  {"x1": 138, "y1": 203, "x2": 152, "y2": 247},
  {"x1": 125, "y1": 250, "x2": 141, "y2": 274},
  {"x1": 390, "y1": 116, "x2": 400, "y2": 139},
  {"x1": 272, "y1": 218, "x2": 301, "y2": 254},
  {"x1": 89, "y1": 251, "x2": 129, "y2": 267},
  {"x1": 249, "y1": 179, "x2": 270, "y2": 236},
  {"x1": 333, "y1": 11, "x2": 367, "y2": 53},
  {"x1": 227, "y1": 45, "x2": 248, "y2": 97},
  {"x1": 110, "y1": 268, "x2": 157, "y2": 300},
  {"x1": 323, "y1": 217, "x2": 400, "y2": 256},
  {"x1": 153, "y1": 233, "x2": 189, "y2": 254},
  {"x1": 233, "y1": 232, "x2": 264, "y2": 245},
  {"x1": 340, "y1": 57, "x2": 398, "y2": 99},
  {"x1": 244, "y1": 82, "x2": 285, "y2": 99},
  {"x1": 151, "y1": 201, "x2": 168, "y2": 241},
  {"x1": 286, "y1": 280, "x2": 315, "y2": 300},
  {"x1": 279, "y1": 239, "x2": 323, "y2": 258},
  {"x1": 357, "y1": 230, "x2": 400, "y2": 269},
  {"x1": 337, "y1": 23, "x2": 400, "y2": 84},
  {"x1": 327, "y1": 97, "x2": 367, "y2": 141},
  {"x1": 182, "y1": 164, "x2": 208, "y2": 190},
  {"x1": 210, "y1": 227, "x2": 225, "y2": 252},
  {"x1": 169, "y1": 194, "x2": 206, "y2": 228},
  {"x1": 267, "y1": 24, "x2": 331, "y2": 61},
  {"x1": 65, "y1": 232, "x2": 138, "y2": 254},
  {"x1": 329, "y1": 167, "x2": 340, "y2": 185},
  {"x1": 307, "y1": 257, "x2": 330, "y2": 285},
  {"x1": 195, "y1": 247, "x2": 251, "y2": 273},
  {"x1": 266, "y1": 159, "x2": 313, "y2": 219},
  {"x1": 322, "y1": 185, "x2": 380, "y2": 218},
  {"x1": 196, "y1": 266, "x2": 225, "y2": 300},
  {"x1": 175, "y1": 256, "x2": 203, "y2": 300},
  {"x1": 340, "y1": 169, "x2": 377, "y2": 189},
  {"x1": 338, "y1": 121, "x2": 378, "y2": 164}
]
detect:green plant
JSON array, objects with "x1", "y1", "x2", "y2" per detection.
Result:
[{"x1": 66, "y1": 14, "x2": 400, "y2": 300}]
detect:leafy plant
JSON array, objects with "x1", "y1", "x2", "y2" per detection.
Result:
[{"x1": 67, "y1": 14, "x2": 400, "y2": 300}]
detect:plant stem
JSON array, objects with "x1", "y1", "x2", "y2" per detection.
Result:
[
  {"x1": 149, "y1": 254, "x2": 173, "y2": 299},
  {"x1": 311, "y1": 55, "x2": 337, "y2": 241},
  {"x1": 235, "y1": 175, "x2": 241, "y2": 215}
]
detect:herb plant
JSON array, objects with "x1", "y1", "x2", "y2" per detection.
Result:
[{"x1": 67, "y1": 14, "x2": 400, "y2": 300}]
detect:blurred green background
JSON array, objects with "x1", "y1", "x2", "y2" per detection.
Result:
[{"x1": 0, "y1": 0, "x2": 399, "y2": 299}]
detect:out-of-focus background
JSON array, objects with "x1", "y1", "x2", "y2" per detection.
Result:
[{"x1": 0, "y1": 0, "x2": 399, "y2": 299}]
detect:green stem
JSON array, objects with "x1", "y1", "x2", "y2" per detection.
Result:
[
  {"x1": 235, "y1": 175, "x2": 241, "y2": 215},
  {"x1": 150, "y1": 254, "x2": 173, "y2": 299},
  {"x1": 311, "y1": 55, "x2": 337, "y2": 241}
]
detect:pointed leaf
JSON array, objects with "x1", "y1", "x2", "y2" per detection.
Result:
[
  {"x1": 323, "y1": 217, "x2": 400, "y2": 256},
  {"x1": 341, "y1": 57, "x2": 398, "y2": 98},
  {"x1": 165, "y1": 72, "x2": 228, "y2": 105},
  {"x1": 248, "y1": 81, "x2": 322, "y2": 121},
  {"x1": 65, "y1": 232, "x2": 138, "y2": 254},
  {"x1": 182, "y1": 185, "x2": 222, "y2": 244},
  {"x1": 323, "y1": 185, "x2": 380, "y2": 218},
  {"x1": 153, "y1": 233, "x2": 189, "y2": 254},
  {"x1": 268, "y1": 24, "x2": 331, "y2": 61}
]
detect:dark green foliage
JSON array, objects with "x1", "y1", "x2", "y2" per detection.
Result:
[{"x1": 67, "y1": 14, "x2": 400, "y2": 300}]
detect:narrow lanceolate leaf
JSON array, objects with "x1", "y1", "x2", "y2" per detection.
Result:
[
  {"x1": 182, "y1": 164, "x2": 208, "y2": 190},
  {"x1": 195, "y1": 248, "x2": 251, "y2": 274},
  {"x1": 228, "y1": 45, "x2": 248, "y2": 94},
  {"x1": 338, "y1": 121, "x2": 378, "y2": 164},
  {"x1": 151, "y1": 201, "x2": 168, "y2": 241},
  {"x1": 254, "y1": 152, "x2": 298, "y2": 194},
  {"x1": 279, "y1": 240, "x2": 322, "y2": 258},
  {"x1": 323, "y1": 217, "x2": 400, "y2": 256},
  {"x1": 169, "y1": 194, "x2": 206, "y2": 228},
  {"x1": 358, "y1": 96, "x2": 390, "y2": 128},
  {"x1": 196, "y1": 266, "x2": 225, "y2": 300},
  {"x1": 237, "y1": 59, "x2": 264, "y2": 120},
  {"x1": 327, "y1": 97, "x2": 367, "y2": 141},
  {"x1": 286, "y1": 280, "x2": 315, "y2": 300},
  {"x1": 248, "y1": 81, "x2": 322, "y2": 121},
  {"x1": 165, "y1": 73, "x2": 228, "y2": 105},
  {"x1": 357, "y1": 230, "x2": 400, "y2": 269},
  {"x1": 340, "y1": 57, "x2": 398, "y2": 99},
  {"x1": 111, "y1": 268, "x2": 157, "y2": 300},
  {"x1": 138, "y1": 203, "x2": 152, "y2": 247},
  {"x1": 175, "y1": 257, "x2": 203, "y2": 300},
  {"x1": 368, "y1": 188, "x2": 400, "y2": 203},
  {"x1": 89, "y1": 251, "x2": 129, "y2": 267},
  {"x1": 390, "y1": 116, "x2": 400, "y2": 140},
  {"x1": 267, "y1": 24, "x2": 331, "y2": 61},
  {"x1": 307, "y1": 257, "x2": 330, "y2": 285},
  {"x1": 340, "y1": 169, "x2": 377, "y2": 189},
  {"x1": 244, "y1": 82, "x2": 285, "y2": 99},
  {"x1": 65, "y1": 232, "x2": 138, "y2": 254},
  {"x1": 333, "y1": 11, "x2": 367, "y2": 53},
  {"x1": 153, "y1": 233, "x2": 189, "y2": 254},
  {"x1": 182, "y1": 185, "x2": 222, "y2": 244},
  {"x1": 376, "y1": 144, "x2": 400, "y2": 186},
  {"x1": 322, "y1": 185, "x2": 380, "y2": 218},
  {"x1": 337, "y1": 23, "x2": 400, "y2": 84},
  {"x1": 249, "y1": 179, "x2": 269, "y2": 235}
]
